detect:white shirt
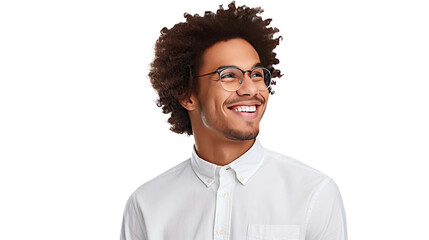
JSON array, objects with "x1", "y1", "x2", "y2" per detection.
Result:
[{"x1": 120, "y1": 138, "x2": 347, "y2": 240}]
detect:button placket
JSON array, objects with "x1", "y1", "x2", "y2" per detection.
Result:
[{"x1": 213, "y1": 166, "x2": 235, "y2": 240}]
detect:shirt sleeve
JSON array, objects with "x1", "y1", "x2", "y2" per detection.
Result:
[
  {"x1": 305, "y1": 178, "x2": 348, "y2": 240},
  {"x1": 120, "y1": 192, "x2": 148, "y2": 240}
]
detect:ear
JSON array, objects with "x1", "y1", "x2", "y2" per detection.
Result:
[{"x1": 178, "y1": 91, "x2": 198, "y2": 111}]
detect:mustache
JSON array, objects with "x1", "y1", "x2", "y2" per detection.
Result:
[{"x1": 224, "y1": 95, "x2": 265, "y2": 106}]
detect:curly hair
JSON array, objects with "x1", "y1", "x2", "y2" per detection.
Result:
[{"x1": 148, "y1": 1, "x2": 283, "y2": 136}]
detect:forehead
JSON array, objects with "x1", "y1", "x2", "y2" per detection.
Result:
[{"x1": 199, "y1": 38, "x2": 261, "y2": 73}]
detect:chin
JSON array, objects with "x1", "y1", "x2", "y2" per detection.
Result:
[{"x1": 224, "y1": 128, "x2": 259, "y2": 141}]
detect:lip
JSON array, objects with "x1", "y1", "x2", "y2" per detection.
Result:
[
  {"x1": 226, "y1": 101, "x2": 262, "y2": 109},
  {"x1": 227, "y1": 104, "x2": 260, "y2": 119}
]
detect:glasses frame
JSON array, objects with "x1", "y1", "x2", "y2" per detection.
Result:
[{"x1": 193, "y1": 66, "x2": 272, "y2": 92}]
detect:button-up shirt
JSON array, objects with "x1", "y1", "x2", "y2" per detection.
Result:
[{"x1": 120, "y1": 139, "x2": 347, "y2": 240}]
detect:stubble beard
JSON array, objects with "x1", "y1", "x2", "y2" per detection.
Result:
[
  {"x1": 199, "y1": 107, "x2": 260, "y2": 141},
  {"x1": 223, "y1": 124, "x2": 259, "y2": 141},
  {"x1": 197, "y1": 96, "x2": 262, "y2": 141}
]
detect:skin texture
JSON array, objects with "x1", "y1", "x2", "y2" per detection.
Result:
[{"x1": 179, "y1": 38, "x2": 269, "y2": 166}]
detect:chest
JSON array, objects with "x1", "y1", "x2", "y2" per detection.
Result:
[{"x1": 145, "y1": 176, "x2": 308, "y2": 240}]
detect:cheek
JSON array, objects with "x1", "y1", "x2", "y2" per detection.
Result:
[
  {"x1": 205, "y1": 90, "x2": 229, "y2": 110},
  {"x1": 211, "y1": 98, "x2": 227, "y2": 116},
  {"x1": 198, "y1": 95, "x2": 222, "y2": 118},
  {"x1": 197, "y1": 80, "x2": 233, "y2": 114},
  {"x1": 259, "y1": 90, "x2": 269, "y2": 104}
]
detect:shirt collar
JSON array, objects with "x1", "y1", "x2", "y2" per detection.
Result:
[{"x1": 190, "y1": 138, "x2": 265, "y2": 187}]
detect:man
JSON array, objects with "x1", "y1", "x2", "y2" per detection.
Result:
[{"x1": 121, "y1": 2, "x2": 347, "y2": 240}]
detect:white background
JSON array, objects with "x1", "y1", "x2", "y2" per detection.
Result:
[{"x1": 1, "y1": 0, "x2": 428, "y2": 239}]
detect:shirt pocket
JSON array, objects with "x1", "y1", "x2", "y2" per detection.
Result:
[{"x1": 247, "y1": 224, "x2": 300, "y2": 240}]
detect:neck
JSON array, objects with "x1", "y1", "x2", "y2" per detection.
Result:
[{"x1": 193, "y1": 132, "x2": 255, "y2": 166}]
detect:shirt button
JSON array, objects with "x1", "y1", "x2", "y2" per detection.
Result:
[
  {"x1": 207, "y1": 178, "x2": 213, "y2": 183},
  {"x1": 219, "y1": 228, "x2": 225, "y2": 235},
  {"x1": 221, "y1": 192, "x2": 228, "y2": 198},
  {"x1": 239, "y1": 176, "x2": 245, "y2": 181}
]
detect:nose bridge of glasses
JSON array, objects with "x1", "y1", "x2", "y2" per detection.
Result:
[
  {"x1": 242, "y1": 70, "x2": 252, "y2": 82},
  {"x1": 239, "y1": 69, "x2": 259, "y2": 91}
]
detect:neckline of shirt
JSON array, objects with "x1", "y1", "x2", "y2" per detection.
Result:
[{"x1": 190, "y1": 138, "x2": 265, "y2": 187}]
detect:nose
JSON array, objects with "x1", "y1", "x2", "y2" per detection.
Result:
[{"x1": 236, "y1": 72, "x2": 259, "y2": 96}]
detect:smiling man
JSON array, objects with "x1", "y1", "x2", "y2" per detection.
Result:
[{"x1": 120, "y1": 2, "x2": 347, "y2": 240}]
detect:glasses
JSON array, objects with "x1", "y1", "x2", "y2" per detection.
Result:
[{"x1": 193, "y1": 66, "x2": 272, "y2": 92}]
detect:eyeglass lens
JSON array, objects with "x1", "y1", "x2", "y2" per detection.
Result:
[{"x1": 219, "y1": 68, "x2": 271, "y2": 91}]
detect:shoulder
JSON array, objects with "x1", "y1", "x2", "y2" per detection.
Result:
[
  {"x1": 263, "y1": 148, "x2": 331, "y2": 179},
  {"x1": 130, "y1": 158, "x2": 192, "y2": 203},
  {"x1": 262, "y1": 148, "x2": 334, "y2": 190}
]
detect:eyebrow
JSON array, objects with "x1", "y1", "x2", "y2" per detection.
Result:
[{"x1": 216, "y1": 62, "x2": 263, "y2": 71}]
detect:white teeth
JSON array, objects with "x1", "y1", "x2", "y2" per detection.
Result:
[{"x1": 233, "y1": 105, "x2": 256, "y2": 113}]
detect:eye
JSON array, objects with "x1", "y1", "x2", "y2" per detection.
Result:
[
  {"x1": 220, "y1": 69, "x2": 241, "y2": 81},
  {"x1": 221, "y1": 73, "x2": 234, "y2": 79},
  {"x1": 251, "y1": 70, "x2": 264, "y2": 80}
]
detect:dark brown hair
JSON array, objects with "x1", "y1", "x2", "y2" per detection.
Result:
[{"x1": 148, "y1": 1, "x2": 283, "y2": 136}]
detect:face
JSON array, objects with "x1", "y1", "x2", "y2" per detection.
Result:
[{"x1": 189, "y1": 38, "x2": 269, "y2": 141}]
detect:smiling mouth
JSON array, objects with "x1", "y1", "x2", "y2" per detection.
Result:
[
  {"x1": 227, "y1": 105, "x2": 260, "y2": 118},
  {"x1": 229, "y1": 105, "x2": 256, "y2": 113}
]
